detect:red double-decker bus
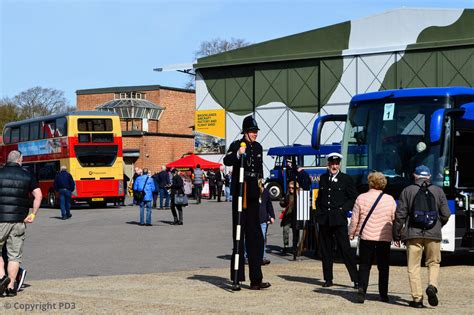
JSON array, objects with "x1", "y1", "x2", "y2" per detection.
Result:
[{"x1": 0, "y1": 111, "x2": 124, "y2": 207}]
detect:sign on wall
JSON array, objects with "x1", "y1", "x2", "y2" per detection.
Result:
[{"x1": 194, "y1": 109, "x2": 226, "y2": 154}]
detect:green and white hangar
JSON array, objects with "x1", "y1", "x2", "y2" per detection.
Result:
[{"x1": 193, "y1": 8, "x2": 474, "y2": 174}]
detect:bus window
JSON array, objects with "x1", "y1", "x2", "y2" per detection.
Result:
[
  {"x1": 303, "y1": 155, "x2": 317, "y2": 167},
  {"x1": 37, "y1": 161, "x2": 60, "y2": 180},
  {"x1": 56, "y1": 117, "x2": 67, "y2": 137},
  {"x1": 92, "y1": 134, "x2": 114, "y2": 143},
  {"x1": 20, "y1": 124, "x2": 29, "y2": 142},
  {"x1": 11, "y1": 127, "x2": 20, "y2": 143},
  {"x1": 74, "y1": 145, "x2": 118, "y2": 167},
  {"x1": 78, "y1": 119, "x2": 113, "y2": 132},
  {"x1": 3, "y1": 127, "x2": 11, "y2": 144},
  {"x1": 79, "y1": 134, "x2": 90, "y2": 143},
  {"x1": 29, "y1": 122, "x2": 40, "y2": 141},
  {"x1": 42, "y1": 121, "x2": 56, "y2": 139}
]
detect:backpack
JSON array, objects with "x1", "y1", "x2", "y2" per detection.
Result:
[{"x1": 410, "y1": 182, "x2": 438, "y2": 230}]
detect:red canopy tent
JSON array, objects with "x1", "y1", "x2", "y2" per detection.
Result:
[{"x1": 166, "y1": 154, "x2": 222, "y2": 170}]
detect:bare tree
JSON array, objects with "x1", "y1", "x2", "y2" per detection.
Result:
[
  {"x1": 14, "y1": 87, "x2": 70, "y2": 118},
  {"x1": 0, "y1": 97, "x2": 23, "y2": 132},
  {"x1": 185, "y1": 38, "x2": 251, "y2": 89}
]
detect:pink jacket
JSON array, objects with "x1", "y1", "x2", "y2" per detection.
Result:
[{"x1": 348, "y1": 189, "x2": 396, "y2": 242}]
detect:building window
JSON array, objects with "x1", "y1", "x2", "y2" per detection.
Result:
[{"x1": 115, "y1": 92, "x2": 146, "y2": 99}]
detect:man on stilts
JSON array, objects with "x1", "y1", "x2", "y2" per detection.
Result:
[{"x1": 224, "y1": 115, "x2": 271, "y2": 291}]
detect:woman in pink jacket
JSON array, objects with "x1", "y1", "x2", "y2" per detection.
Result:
[{"x1": 349, "y1": 172, "x2": 396, "y2": 304}]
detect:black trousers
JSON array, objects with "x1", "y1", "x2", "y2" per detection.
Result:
[
  {"x1": 230, "y1": 198, "x2": 264, "y2": 284},
  {"x1": 358, "y1": 239, "x2": 391, "y2": 297},
  {"x1": 216, "y1": 184, "x2": 223, "y2": 201},
  {"x1": 319, "y1": 224, "x2": 358, "y2": 282},
  {"x1": 170, "y1": 199, "x2": 183, "y2": 222},
  {"x1": 209, "y1": 185, "x2": 216, "y2": 199}
]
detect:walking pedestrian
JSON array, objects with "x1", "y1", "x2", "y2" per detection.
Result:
[
  {"x1": 0, "y1": 150, "x2": 42, "y2": 296},
  {"x1": 280, "y1": 181, "x2": 299, "y2": 255},
  {"x1": 215, "y1": 167, "x2": 225, "y2": 202},
  {"x1": 393, "y1": 165, "x2": 451, "y2": 308},
  {"x1": 133, "y1": 168, "x2": 155, "y2": 226},
  {"x1": 156, "y1": 165, "x2": 171, "y2": 209},
  {"x1": 259, "y1": 185, "x2": 275, "y2": 265},
  {"x1": 224, "y1": 171, "x2": 232, "y2": 202},
  {"x1": 53, "y1": 165, "x2": 75, "y2": 220},
  {"x1": 348, "y1": 172, "x2": 396, "y2": 303},
  {"x1": 224, "y1": 115, "x2": 270, "y2": 291},
  {"x1": 207, "y1": 169, "x2": 216, "y2": 200},
  {"x1": 169, "y1": 169, "x2": 184, "y2": 225},
  {"x1": 315, "y1": 152, "x2": 359, "y2": 289},
  {"x1": 193, "y1": 164, "x2": 205, "y2": 204}
]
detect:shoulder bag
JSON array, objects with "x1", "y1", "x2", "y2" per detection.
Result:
[{"x1": 356, "y1": 192, "x2": 384, "y2": 256}]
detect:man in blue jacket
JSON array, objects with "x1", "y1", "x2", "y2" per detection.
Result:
[
  {"x1": 54, "y1": 166, "x2": 75, "y2": 220},
  {"x1": 133, "y1": 168, "x2": 156, "y2": 226}
]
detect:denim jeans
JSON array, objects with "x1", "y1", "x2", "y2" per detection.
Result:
[
  {"x1": 59, "y1": 189, "x2": 72, "y2": 218},
  {"x1": 159, "y1": 187, "x2": 170, "y2": 208},
  {"x1": 139, "y1": 200, "x2": 152, "y2": 225},
  {"x1": 225, "y1": 187, "x2": 232, "y2": 201},
  {"x1": 261, "y1": 223, "x2": 268, "y2": 259}
]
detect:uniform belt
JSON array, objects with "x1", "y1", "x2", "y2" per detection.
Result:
[{"x1": 244, "y1": 171, "x2": 260, "y2": 178}]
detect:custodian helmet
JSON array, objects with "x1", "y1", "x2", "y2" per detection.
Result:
[{"x1": 241, "y1": 115, "x2": 260, "y2": 134}]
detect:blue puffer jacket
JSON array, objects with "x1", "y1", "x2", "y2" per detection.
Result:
[{"x1": 133, "y1": 175, "x2": 155, "y2": 201}]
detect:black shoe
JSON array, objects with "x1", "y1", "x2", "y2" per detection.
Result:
[
  {"x1": 67, "y1": 213, "x2": 72, "y2": 219},
  {"x1": 16, "y1": 268, "x2": 27, "y2": 291},
  {"x1": 322, "y1": 281, "x2": 333, "y2": 288},
  {"x1": 409, "y1": 300, "x2": 425, "y2": 308},
  {"x1": 356, "y1": 288, "x2": 365, "y2": 303},
  {"x1": 380, "y1": 295, "x2": 390, "y2": 303},
  {"x1": 249, "y1": 282, "x2": 271, "y2": 290},
  {"x1": 61, "y1": 217, "x2": 67, "y2": 220},
  {"x1": 6, "y1": 288, "x2": 17, "y2": 297},
  {"x1": 232, "y1": 283, "x2": 241, "y2": 291},
  {"x1": 353, "y1": 282, "x2": 359, "y2": 289},
  {"x1": 177, "y1": 221, "x2": 183, "y2": 225},
  {"x1": 426, "y1": 285, "x2": 438, "y2": 306},
  {"x1": 0, "y1": 276, "x2": 10, "y2": 295},
  {"x1": 145, "y1": 224, "x2": 152, "y2": 226},
  {"x1": 261, "y1": 259, "x2": 271, "y2": 266},
  {"x1": 139, "y1": 223, "x2": 145, "y2": 226}
]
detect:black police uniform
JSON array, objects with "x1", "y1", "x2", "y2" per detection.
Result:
[
  {"x1": 223, "y1": 118, "x2": 264, "y2": 286},
  {"x1": 316, "y1": 170, "x2": 358, "y2": 285}
]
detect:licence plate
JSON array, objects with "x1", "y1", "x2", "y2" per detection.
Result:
[{"x1": 92, "y1": 198, "x2": 104, "y2": 202}]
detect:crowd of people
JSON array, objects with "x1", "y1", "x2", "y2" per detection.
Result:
[
  {"x1": 127, "y1": 164, "x2": 234, "y2": 227},
  {"x1": 0, "y1": 117, "x2": 452, "y2": 307},
  {"x1": 221, "y1": 115, "x2": 450, "y2": 309}
]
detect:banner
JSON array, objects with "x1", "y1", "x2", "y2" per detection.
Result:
[{"x1": 195, "y1": 109, "x2": 226, "y2": 154}]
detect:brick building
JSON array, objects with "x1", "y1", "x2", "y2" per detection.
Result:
[{"x1": 76, "y1": 85, "x2": 195, "y2": 179}]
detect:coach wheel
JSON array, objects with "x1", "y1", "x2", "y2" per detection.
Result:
[
  {"x1": 48, "y1": 191, "x2": 57, "y2": 208},
  {"x1": 266, "y1": 182, "x2": 282, "y2": 200}
]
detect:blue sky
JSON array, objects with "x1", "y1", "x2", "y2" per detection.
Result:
[{"x1": 1, "y1": 0, "x2": 473, "y2": 105}]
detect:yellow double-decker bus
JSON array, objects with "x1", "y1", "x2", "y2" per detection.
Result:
[{"x1": 1, "y1": 111, "x2": 124, "y2": 207}]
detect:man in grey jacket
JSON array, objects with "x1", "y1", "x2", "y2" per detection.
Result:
[{"x1": 393, "y1": 165, "x2": 451, "y2": 308}]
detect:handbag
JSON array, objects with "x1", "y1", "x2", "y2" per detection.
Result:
[
  {"x1": 135, "y1": 177, "x2": 149, "y2": 203},
  {"x1": 356, "y1": 192, "x2": 384, "y2": 256},
  {"x1": 174, "y1": 193, "x2": 188, "y2": 206}
]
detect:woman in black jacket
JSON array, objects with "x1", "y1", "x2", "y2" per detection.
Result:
[{"x1": 169, "y1": 169, "x2": 185, "y2": 225}]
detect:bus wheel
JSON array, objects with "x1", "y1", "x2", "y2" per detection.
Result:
[
  {"x1": 48, "y1": 191, "x2": 57, "y2": 208},
  {"x1": 267, "y1": 183, "x2": 282, "y2": 200}
]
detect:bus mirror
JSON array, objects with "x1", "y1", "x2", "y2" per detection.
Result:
[
  {"x1": 430, "y1": 109, "x2": 445, "y2": 143},
  {"x1": 311, "y1": 114, "x2": 347, "y2": 149},
  {"x1": 460, "y1": 102, "x2": 474, "y2": 121},
  {"x1": 430, "y1": 106, "x2": 470, "y2": 143}
]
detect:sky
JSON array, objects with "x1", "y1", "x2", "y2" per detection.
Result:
[{"x1": 1, "y1": 0, "x2": 473, "y2": 105}]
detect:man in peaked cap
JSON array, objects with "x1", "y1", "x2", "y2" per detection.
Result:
[
  {"x1": 315, "y1": 152, "x2": 359, "y2": 289},
  {"x1": 224, "y1": 114, "x2": 270, "y2": 291}
]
